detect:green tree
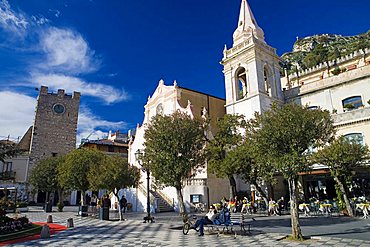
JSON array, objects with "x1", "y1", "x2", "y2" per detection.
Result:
[
  {"x1": 314, "y1": 44, "x2": 331, "y2": 75},
  {"x1": 0, "y1": 141, "x2": 21, "y2": 163},
  {"x1": 206, "y1": 114, "x2": 246, "y2": 198},
  {"x1": 355, "y1": 33, "x2": 370, "y2": 60},
  {"x1": 89, "y1": 155, "x2": 140, "y2": 220},
  {"x1": 312, "y1": 137, "x2": 369, "y2": 217},
  {"x1": 143, "y1": 111, "x2": 206, "y2": 215},
  {"x1": 302, "y1": 52, "x2": 320, "y2": 69},
  {"x1": 58, "y1": 148, "x2": 104, "y2": 206},
  {"x1": 29, "y1": 156, "x2": 66, "y2": 207},
  {"x1": 225, "y1": 136, "x2": 275, "y2": 206},
  {"x1": 251, "y1": 103, "x2": 335, "y2": 239},
  {"x1": 290, "y1": 52, "x2": 305, "y2": 83}
]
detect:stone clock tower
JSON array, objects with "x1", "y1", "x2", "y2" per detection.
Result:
[
  {"x1": 221, "y1": 0, "x2": 284, "y2": 119},
  {"x1": 29, "y1": 86, "x2": 80, "y2": 169}
]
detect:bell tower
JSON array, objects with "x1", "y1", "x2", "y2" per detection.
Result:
[{"x1": 221, "y1": 0, "x2": 283, "y2": 119}]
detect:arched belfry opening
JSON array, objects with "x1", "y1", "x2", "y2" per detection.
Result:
[
  {"x1": 235, "y1": 67, "x2": 247, "y2": 100},
  {"x1": 263, "y1": 65, "x2": 273, "y2": 97}
]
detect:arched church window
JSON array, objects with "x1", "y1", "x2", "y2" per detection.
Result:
[
  {"x1": 263, "y1": 66, "x2": 272, "y2": 96},
  {"x1": 236, "y1": 68, "x2": 247, "y2": 100}
]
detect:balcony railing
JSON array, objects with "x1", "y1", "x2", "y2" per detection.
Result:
[
  {"x1": 332, "y1": 106, "x2": 370, "y2": 126},
  {"x1": 184, "y1": 178, "x2": 207, "y2": 186},
  {"x1": 0, "y1": 171, "x2": 16, "y2": 180}
]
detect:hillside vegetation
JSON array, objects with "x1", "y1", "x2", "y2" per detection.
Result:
[{"x1": 281, "y1": 31, "x2": 370, "y2": 75}]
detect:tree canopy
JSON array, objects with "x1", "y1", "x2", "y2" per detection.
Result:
[
  {"x1": 206, "y1": 114, "x2": 246, "y2": 197},
  {"x1": 89, "y1": 155, "x2": 140, "y2": 220},
  {"x1": 0, "y1": 141, "x2": 21, "y2": 163},
  {"x1": 58, "y1": 148, "x2": 105, "y2": 205},
  {"x1": 143, "y1": 111, "x2": 206, "y2": 215},
  {"x1": 29, "y1": 156, "x2": 65, "y2": 193},
  {"x1": 251, "y1": 103, "x2": 335, "y2": 239},
  {"x1": 312, "y1": 136, "x2": 369, "y2": 216}
]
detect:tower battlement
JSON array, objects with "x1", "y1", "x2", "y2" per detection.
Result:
[{"x1": 39, "y1": 86, "x2": 81, "y2": 100}]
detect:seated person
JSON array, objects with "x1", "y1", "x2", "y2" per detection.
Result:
[
  {"x1": 193, "y1": 205, "x2": 218, "y2": 236},
  {"x1": 241, "y1": 197, "x2": 250, "y2": 213},
  {"x1": 268, "y1": 198, "x2": 277, "y2": 216},
  {"x1": 228, "y1": 197, "x2": 237, "y2": 213}
]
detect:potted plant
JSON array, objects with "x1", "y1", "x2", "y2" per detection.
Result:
[
  {"x1": 332, "y1": 108, "x2": 337, "y2": 114},
  {"x1": 367, "y1": 99, "x2": 370, "y2": 106},
  {"x1": 344, "y1": 103, "x2": 355, "y2": 111},
  {"x1": 331, "y1": 67, "x2": 341, "y2": 76}
]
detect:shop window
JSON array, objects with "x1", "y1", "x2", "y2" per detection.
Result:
[{"x1": 190, "y1": 194, "x2": 202, "y2": 203}]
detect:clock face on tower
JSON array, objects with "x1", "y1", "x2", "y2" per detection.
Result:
[{"x1": 53, "y1": 103, "x2": 65, "y2": 114}]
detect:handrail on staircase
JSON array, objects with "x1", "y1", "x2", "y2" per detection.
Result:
[{"x1": 155, "y1": 189, "x2": 174, "y2": 208}]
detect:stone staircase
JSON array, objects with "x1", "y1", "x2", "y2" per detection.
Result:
[{"x1": 151, "y1": 190, "x2": 174, "y2": 213}]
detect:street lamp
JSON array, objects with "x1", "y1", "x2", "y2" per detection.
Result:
[{"x1": 135, "y1": 149, "x2": 154, "y2": 223}]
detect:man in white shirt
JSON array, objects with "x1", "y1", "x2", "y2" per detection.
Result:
[{"x1": 193, "y1": 205, "x2": 218, "y2": 236}]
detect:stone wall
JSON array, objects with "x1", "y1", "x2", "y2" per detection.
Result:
[{"x1": 29, "y1": 86, "x2": 80, "y2": 170}]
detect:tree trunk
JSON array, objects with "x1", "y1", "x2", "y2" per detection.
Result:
[
  {"x1": 253, "y1": 182, "x2": 269, "y2": 207},
  {"x1": 176, "y1": 187, "x2": 186, "y2": 217},
  {"x1": 58, "y1": 189, "x2": 64, "y2": 204},
  {"x1": 288, "y1": 177, "x2": 303, "y2": 239},
  {"x1": 326, "y1": 61, "x2": 330, "y2": 77},
  {"x1": 333, "y1": 176, "x2": 354, "y2": 217},
  {"x1": 114, "y1": 192, "x2": 123, "y2": 221},
  {"x1": 229, "y1": 175, "x2": 237, "y2": 198},
  {"x1": 81, "y1": 190, "x2": 86, "y2": 206}
]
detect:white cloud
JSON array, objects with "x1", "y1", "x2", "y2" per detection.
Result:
[
  {"x1": 0, "y1": 0, "x2": 28, "y2": 33},
  {"x1": 39, "y1": 27, "x2": 100, "y2": 74},
  {"x1": 76, "y1": 106, "x2": 128, "y2": 145},
  {"x1": 31, "y1": 15, "x2": 49, "y2": 25},
  {"x1": 32, "y1": 73, "x2": 128, "y2": 104},
  {"x1": 48, "y1": 9, "x2": 60, "y2": 18},
  {"x1": 0, "y1": 91, "x2": 35, "y2": 140}
]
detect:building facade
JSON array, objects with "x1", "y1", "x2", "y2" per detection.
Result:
[
  {"x1": 128, "y1": 80, "x2": 229, "y2": 212},
  {"x1": 282, "y1": 47, "x2": 370, "y2": 200}
]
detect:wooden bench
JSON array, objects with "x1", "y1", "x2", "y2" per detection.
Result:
[
  {"x1": 204, "y1": 212, "x2": 252, "y2": 237},
  {"x1": 229, "y1": 212, "x2": 252, "y2": 235}
]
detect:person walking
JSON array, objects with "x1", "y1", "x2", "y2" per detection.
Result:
[{"x1": 119, "y1": 195, "x2": 128, "y2": 215}]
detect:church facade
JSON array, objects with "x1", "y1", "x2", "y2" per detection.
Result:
[{"x1": 128, "y1": 80, "x2": 229, "y2": 212}]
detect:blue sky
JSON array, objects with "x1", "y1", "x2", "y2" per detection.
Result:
[{"x1": 1, "y1": 0, "x2": 369, "y2": 144}]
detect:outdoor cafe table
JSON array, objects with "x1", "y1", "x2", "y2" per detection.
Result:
[
  {"x1": 320, "y1": 203, "x2": 332, "y2": 216},
  {"x1": 299, "y1": 203, "x2": 310, "y2": 216},
  {"x1": 356, "y1": 203, "x2": 370, "y2": 219}
]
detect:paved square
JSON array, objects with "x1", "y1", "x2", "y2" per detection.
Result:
[{"x1": 6, "y1": 208, "x2": 370, "y2": 247}]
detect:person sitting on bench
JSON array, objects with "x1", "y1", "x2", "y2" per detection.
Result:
[{"x1": 193, "y1": 205, "x2": 218, "y2": 236}]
